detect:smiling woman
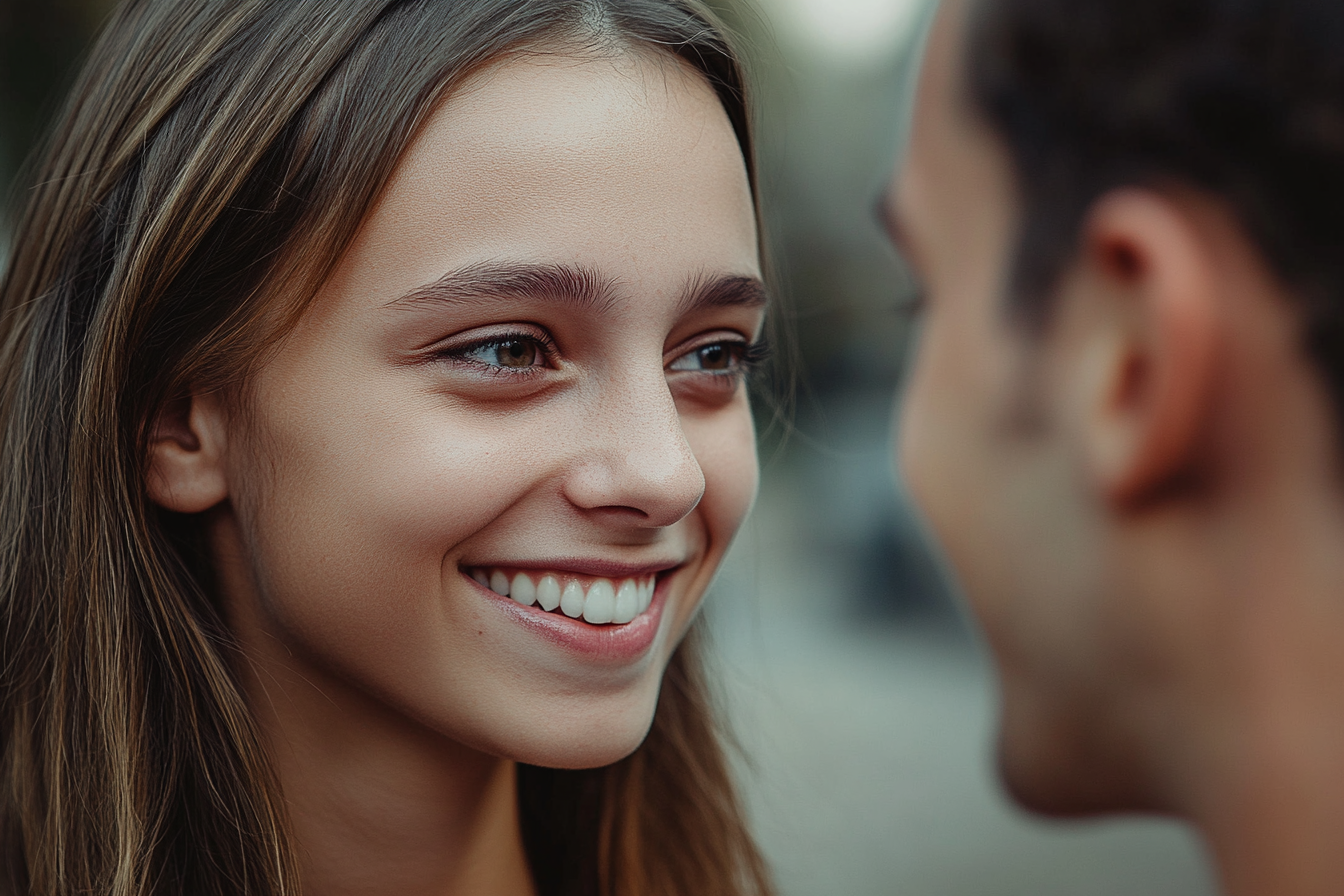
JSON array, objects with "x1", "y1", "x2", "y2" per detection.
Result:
[{"x1": 0, "y1": 2, "x2": 774, "y2": 896}]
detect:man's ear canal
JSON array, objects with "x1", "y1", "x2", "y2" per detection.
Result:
[
  {"x1": 146, "y1": 390, "x2": 230, "y2": 513},
  {"x1": 1078, "y1": 189, "x2": 1219, "y2": 507}
]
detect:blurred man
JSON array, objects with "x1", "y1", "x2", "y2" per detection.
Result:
[{"x1": 887, "y1": 1, "x2": 1344, "y2": 893}]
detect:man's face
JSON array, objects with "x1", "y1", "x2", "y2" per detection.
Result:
[{"x1": 888, "y1": 0, "x2": 1133, "y2": 812}]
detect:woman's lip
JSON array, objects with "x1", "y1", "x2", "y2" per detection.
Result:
[
  {"x1": 461, "y1": 558, "x2": 681, "y2": 579},
  {"x1": 468, "y1": 569, "x2": 676, "y2": 664}
]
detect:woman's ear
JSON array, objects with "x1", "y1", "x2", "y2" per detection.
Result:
[
  {"x1": 147, "y1": 390, "x2": 230, "y2": 513},
  {"x1": 1074, "y1": 188, "x2": 1220, "y2": 507}
]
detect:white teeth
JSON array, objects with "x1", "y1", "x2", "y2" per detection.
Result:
[
  {"x1": 536, "y1": 575, "x2": 562, "y2": 611},
  {"x1": 613, "y1": 580, "x2": 639, "y2": 624},
  {"x1": 510, "y1": 572, "x2": 536, "y2": 607},
  {"x1": 583, "y1": 579, "x2": 616, "y2": 624},
  {"x1": 471, "y1": 568, "x2": 657, "y2": 624},
  {"x1": 560, "y1": 581, "x2": 586, "y2": 618}
]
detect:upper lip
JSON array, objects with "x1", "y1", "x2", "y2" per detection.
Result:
[{"x1": 461, "y1": 557, "x2": 683, "y2": 579}]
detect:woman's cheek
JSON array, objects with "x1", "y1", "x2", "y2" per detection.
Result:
[{"x1": 689, "y1": 398, "x2": 760, "y2": 543}]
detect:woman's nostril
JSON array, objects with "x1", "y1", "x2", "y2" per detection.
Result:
[{"x1": 563, "y1": 429, "x2": 704, "y2": 525}]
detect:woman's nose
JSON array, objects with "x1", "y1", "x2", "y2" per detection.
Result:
[{"x1": 561, "y1": 376, "x2": 705, "y2": 529}]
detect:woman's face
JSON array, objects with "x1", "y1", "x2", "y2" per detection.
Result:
[{"x1": 210, "y1": 50, "x2": 763, "y2": 767}]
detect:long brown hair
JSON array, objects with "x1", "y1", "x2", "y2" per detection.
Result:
[{"x1": 0, "y1": 1, "x2": 773, "y2": 893}]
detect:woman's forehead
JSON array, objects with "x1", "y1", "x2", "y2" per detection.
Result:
[
  {"x1": 397, "y1": 50, "x2": 731, "y2": 190},
  {"x1": 333, "y1": 49, "x2": 759, "y2": 314}
]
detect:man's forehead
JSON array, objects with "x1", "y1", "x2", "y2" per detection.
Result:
[
  {"x1": 909, "y1": 0, "x2": 983, "y2": 164},
  {"x1": 888, "y1": 0, "x2": 981, "y2": 263}
]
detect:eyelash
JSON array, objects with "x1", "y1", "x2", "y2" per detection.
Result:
[
  {"x1": 897, "y1": 278, "x2": 928, "y2": 319},
  {"x1": 668, "y1": 337, "x2": 770, "y2": 379},
  {"x1": 434, "y1": 331, "x2": 559, "y2": 377},
  {"x1": 432, "y1": 330, "x2": 769, "y2": 381}
]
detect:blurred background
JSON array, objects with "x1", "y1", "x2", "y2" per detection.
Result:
[{"x1": 0, "y1": 0, "x2": 1216, "y2": 893}]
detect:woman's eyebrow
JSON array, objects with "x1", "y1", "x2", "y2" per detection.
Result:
[
  {"x1": 676, "y1": 274, "x2": 770, "y2": 316},
  {"x1": 389, "y1": 263, "x2": 768, "y2": 316},
  {"x1": 389, "y1": 262, "x2": 619, "y2": 313}
]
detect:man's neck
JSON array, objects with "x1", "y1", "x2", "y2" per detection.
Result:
[
  {"x1": 1169, "y1": 485, "x2": 1344, "y2": 896},
  {"x1": 1190, "y1": 698, "x2": 1344, "y2": 896}
]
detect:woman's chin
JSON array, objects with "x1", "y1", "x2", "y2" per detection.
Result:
[{"x1": 494, "y1": 704, "x2": 659, "y2": 770}]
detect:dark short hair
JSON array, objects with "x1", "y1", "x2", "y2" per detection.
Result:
[{"x1": 968, "y1": 0, "x2": 1344, "y2": 411}]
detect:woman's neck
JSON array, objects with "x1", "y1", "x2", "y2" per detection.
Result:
[{"x1": 240, "y1": 638, "x2": 536, "y2": 896}]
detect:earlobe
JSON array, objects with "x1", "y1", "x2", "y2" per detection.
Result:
[
  {"x1": 1078, "y1": 189, "x2": 1220, "y2": 506},
  {"x1": 146, "y1": 390, "x2": 230, "y2": 513}
]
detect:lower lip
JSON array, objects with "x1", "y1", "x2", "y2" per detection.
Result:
[{"x1": 473, "y1": 573, "x2": 673, "y2": 663}]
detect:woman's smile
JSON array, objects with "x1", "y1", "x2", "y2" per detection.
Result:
[
  {"x1": 466, "y1": 564, "x2": 666, "y2": 624},
  {"x1": 203, "y1": 48, "x2": 764, "y2": 771},
  {"x1": 463, "y1": 561, "x2": 683, "y2": 663},
  {"x1": 3, "y1": 1, "x2": 776, "y2": 891}
]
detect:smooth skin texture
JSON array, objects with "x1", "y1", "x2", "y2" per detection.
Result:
[
  {"x1": 149, "y1": 50, "x2": 764, "y2": 896},
  {"x1": 889, "y1": 2, "x2": 1344, "y2": 895}
]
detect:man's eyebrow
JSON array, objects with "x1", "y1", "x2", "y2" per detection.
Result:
[
  {"x1": 875, "y1": 191, "x2": 921, "y2": 271},
  {"x1": 389, "y1": 262, "x2": 619, "y2": 313},
  {"x1": 676, "y1": 274, "x2": 770, "y2": 317}
]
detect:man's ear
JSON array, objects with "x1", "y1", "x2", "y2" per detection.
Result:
[
  {"x1": 1073, "y1": 188, "x2": 1220, "y2": 507},
  {"x1": 147, "y1": 390, "x2": 230, "y2": 513}
]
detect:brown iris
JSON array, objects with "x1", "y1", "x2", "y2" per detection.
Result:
[
  {"x1": 494, "y1": 339, "x2": 539, "y2": 368},
  {"x1": 696, "y1": 344, "x2": 732, "y2": 370}
]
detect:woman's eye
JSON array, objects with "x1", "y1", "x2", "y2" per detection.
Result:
[
  {"x1": 669, "y1": 341, "x2": 747, "y2": 373},
  {"x1": 455, "y1": 337, "x2": 546, "y2": 370}
]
